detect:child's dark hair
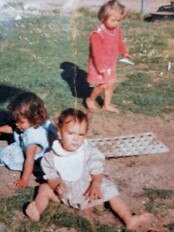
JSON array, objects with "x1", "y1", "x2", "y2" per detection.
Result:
[
  {"x1": 8, "y1": 92, "x2": 48, "y2": 127},
  {"x1": 98, "y1": 0, "x2": 125, "y2": 22},
  {"x1": 58, "y1": 108, "x2": 89, "y2": 131}
]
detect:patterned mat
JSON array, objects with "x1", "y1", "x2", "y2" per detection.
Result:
[{"x1": 89, "y1": 132, "x2": 169, "y2": 158}]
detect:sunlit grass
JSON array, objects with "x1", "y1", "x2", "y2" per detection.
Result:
[
  {"x1": 0, "y1": 9, "x2": 174, "y2": 231},
  {"x1": 0, "y1": 10, "x2": 174, "y2": 116}
]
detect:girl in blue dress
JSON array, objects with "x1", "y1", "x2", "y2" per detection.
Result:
[{"x1": 0, "y1": 92, "x2": 57, "y2": 188}]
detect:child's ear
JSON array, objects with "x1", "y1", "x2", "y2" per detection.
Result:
[{"x1": 57, "y1": 128, "x2": 62, "y2": 139}]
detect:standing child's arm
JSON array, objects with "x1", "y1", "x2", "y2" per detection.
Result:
[
  {"x1": 15, "y1": 144, "x2": 40, "y2": 188},
  {"x1": 117, "y1": 28, "x2": 131, "y2": 59}
]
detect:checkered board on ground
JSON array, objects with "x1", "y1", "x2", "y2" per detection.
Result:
[{"x1": 89, "y1": 132, "x2": 169, "y2": 158}]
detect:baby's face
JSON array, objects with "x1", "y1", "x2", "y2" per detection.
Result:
[{"x1": 58, "y1": 117, "x2": 87, "y2": 152}]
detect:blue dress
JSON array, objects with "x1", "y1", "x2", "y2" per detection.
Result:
[{"x1": 0, "y1": 120, "x2": 57, "y2": 172}]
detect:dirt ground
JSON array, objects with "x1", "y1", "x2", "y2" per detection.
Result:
[
  {"x1": 0, "y1": 1, "x2": 174, "y2": 231},
  {"x1": 1, "y1": 112, "x2": 174, "y2": 231}
]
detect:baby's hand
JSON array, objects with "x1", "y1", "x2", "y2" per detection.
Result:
[
  {"x1": 55, "y1": 181, "x2": 67, "y2": 196},
  {"x1": 15, "y1": 178, "x2": 29, "y2": 188},
  {"x1": 84, "y1": 181, "x2": 103, "y2": 200}
]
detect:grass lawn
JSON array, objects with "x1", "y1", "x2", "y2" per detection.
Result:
[{"x1": 0, "y1": 9, "x2": 174, "y2": 117}]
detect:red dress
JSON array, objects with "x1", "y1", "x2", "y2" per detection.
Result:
[{"x1": 87, "y1": 24, "x2": 128, "y2": 84}]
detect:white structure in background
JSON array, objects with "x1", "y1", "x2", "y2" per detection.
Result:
[
  {"x1": 89, "y1": 132, "x2": 169, "y2": 158},
  {"x1": 62, "y1": 0, "x2": 79, "y2": 12},
  {"x1": 141, "y1": 0, "x2": 147, "y2": 15},
  {"x1": 168, "y1": 62, "x2": 172, "y2": 71}
]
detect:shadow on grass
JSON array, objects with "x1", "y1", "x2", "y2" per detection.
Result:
[
  {"x1": 60, "y1": 61, "x2": 91, "y2": 104},
  {"x1": 0, "y1": 109, "x2": 13, "y2": 144},
  {"x1": 0, "y1": 84, "x2": 25, "y2": 105},
  {"x1": 0, "y1": 109, "x2": 12, "y2": 126},
  {"x1": 60, "y1": 61, "x2": 103, "y2": 107},
  {"x1": 0, "y1": 85, "x2": 34, "y2": 143},
  {"x1": 0, "y1": 107, "x2": 14, "y2": 144},
  {"x1": 0, "y1": 84, "x2": 27, "y2": 125}
]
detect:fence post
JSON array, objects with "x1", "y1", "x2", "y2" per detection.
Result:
[{"x1": 141, "y1": 0, "x2": 147, "y2": 15}]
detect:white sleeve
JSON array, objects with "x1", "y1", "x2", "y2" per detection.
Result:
[
  {"x1": 86, "y1": 141, "x2": 105, "y2": 176},
  {"x1": 41, "y1": 152, "x2": 61, "y2": 180}
]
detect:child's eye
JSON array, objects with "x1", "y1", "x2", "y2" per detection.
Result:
[
  {"x1": 79, "y1": 134, "x2": 85, "y2": 137},
  {"x1": 68, "y1": 132, "x2": 73, "y2": 135}
]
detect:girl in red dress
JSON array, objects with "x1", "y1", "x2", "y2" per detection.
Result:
[{"x1": 86, "y1": 0, "x2": 131, "y2": 113}]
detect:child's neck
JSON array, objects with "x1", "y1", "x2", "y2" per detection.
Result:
[{"x1": 102, "y1": 24, "x2": 117, "y2": 34}]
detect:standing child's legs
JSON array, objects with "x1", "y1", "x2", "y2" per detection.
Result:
[
  {"x1": 26, "y1": 183, "x2": 59, "y2": 221},
  {"x1": 102, "y1": 82, "x2": 119, "y2": 113},
  {"x1": 109, "y1": 196, "x2": 152, "y2": 231},
  {"x1": 86, "y1": 85, "x2": 105, "y2": 111}
]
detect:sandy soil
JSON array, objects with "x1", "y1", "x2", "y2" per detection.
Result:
[{"x1": 0, "y1": 1, "x2": 174, "y2": 231}]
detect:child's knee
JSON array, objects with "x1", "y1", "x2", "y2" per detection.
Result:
[
  {"x1": 97, "y1": 84, "x2": 105, "y2": 91},
  {"x1": 100, "y1": 84, "x2": 108, "y2": 90},
  {"x1": 39, "y1": 183, "x2": 53, "y2": 196}
]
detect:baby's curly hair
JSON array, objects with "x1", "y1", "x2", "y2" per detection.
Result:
[
  {"x1": 98, "y1": 0, "x2": 125, "y2": 22},
  {"x1": 58, "y1": 108, "x2": 89, "y2": 131},
  {"x1": 8, "y1": 92, "x2": 48, "y2": 127}
]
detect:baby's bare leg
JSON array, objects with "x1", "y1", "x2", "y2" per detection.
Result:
[
  {"x1": 26, "y1": 183, "x2": 59, "y2": 221},
  {"x1": 109, "y1": 196, "x2": 152, "y2": 231}
]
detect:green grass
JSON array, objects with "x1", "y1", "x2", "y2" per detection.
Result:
[
  {"x1": 0, "y1": 188, "x2": 126, "y2": 232},
  {"x1": 0, "y1": 10, "x2": 174, "y2": 116},
  {"x1": 144, "y1": 188, "x2": 174, "y2": 214},
  {"x1": 116, "y1": 72, "x2": 174, "y2": 115},
  {"x1": 1, "y1": 187, "x2": 174, "y2": 231},
  {"x1": 143, "y1": 188, "x2": 174, "y2": 231}
]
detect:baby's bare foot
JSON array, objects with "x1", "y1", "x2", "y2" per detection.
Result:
[
  {"x1": 86, "y1": 97, "x2": 98, "y2": 112},
  {"x1": 102, "y1": 105, "x2": 120, "y2": 114},
  {"x1": 127, "y1": 213, "x2": 153, "y2": 232},
  {"x1": 25, "y1": 201, "x2": 40, "y2": 221}
]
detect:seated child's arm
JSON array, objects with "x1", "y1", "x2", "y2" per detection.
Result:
[
  {"x1": 15, "y1": 144, "x2": 40, "y2": 188},
  {"x1": 84, "y1": 174, "x2": 103, "y2": 200},
  {"x1": 0, "y1": 125, "x2": 13, "y2": 134},
  {"x1": 48, "y1": 179, "x2": 67, "y2": 197}
]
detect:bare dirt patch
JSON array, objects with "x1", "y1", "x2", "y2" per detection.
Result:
[{"x1": 1, "y1": 111, "x2": 174, "y2": 231}]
